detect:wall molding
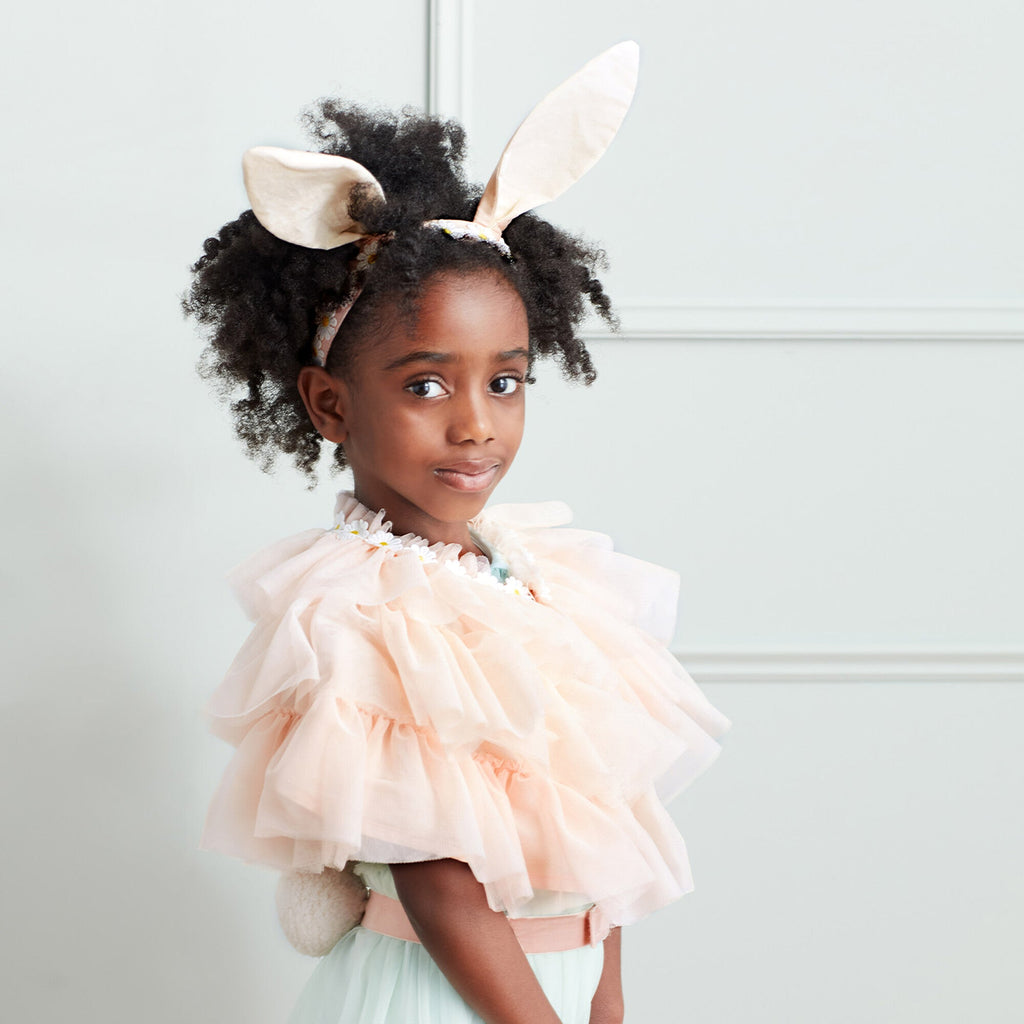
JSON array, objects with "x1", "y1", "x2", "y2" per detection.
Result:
[
  {"x1": 425, "y1": 15, "x2": 1023, "y2": 343},
  {"x1": 583, "y1": 303, "x2": 1024, "y2": 342},
  {"x1": 426, "y1": 0, "x2": 472, "y2": 121},
  {"x1": 675, "y1": 649, "x2": 1024, "y2": 683}
]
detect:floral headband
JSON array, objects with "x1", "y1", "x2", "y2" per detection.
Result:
[{"x1": 242, "y1": 41, "x2": 639, "y2": 367}]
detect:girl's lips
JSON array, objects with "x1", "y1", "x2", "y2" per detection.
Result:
[{"x1": 433, "y1": 462, "x2": 501, "y2": 492}]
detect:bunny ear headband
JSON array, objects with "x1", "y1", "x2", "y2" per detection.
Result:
[{"x1": 242, "y1": 40, "x2": 639, "y2": 366}]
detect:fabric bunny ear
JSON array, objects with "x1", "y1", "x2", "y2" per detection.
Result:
[
  {"x1": 242, "y1": 146, "x2": 386, "y2": 249},
  {"x1": 241, "y1": 41, "x2": 638, "y2": 251},
  {"x1": 472, "y1": 40, "x2": 640, "y2": 234}
]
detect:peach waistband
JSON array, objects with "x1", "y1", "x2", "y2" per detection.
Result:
[{"x1": 360, "y1": 891, "x2": 612, "y2": 953}]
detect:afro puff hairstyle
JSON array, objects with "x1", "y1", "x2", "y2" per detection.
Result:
[{"x1": 184, "y1": 102, "x2": 616, "y2": 483}]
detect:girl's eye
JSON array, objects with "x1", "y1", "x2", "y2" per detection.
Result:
[
  {"x1": 405, "y1": 379, "x2": 446, "y2": 399},
  {"x1": 490, "y1": 375, "x2": 522, "y2": 395}
]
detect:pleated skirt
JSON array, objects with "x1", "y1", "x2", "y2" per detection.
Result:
[{"x1": 286, "y1": 924, "x2": 605, "y2": 1024}]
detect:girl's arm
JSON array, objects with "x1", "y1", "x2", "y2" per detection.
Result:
[
  {"x1": 589, "y1": 927, "x2": 624, "y2": 1024},
  {"x1": 390, "y1": 858, "x2": 564, "y2": 1024}
]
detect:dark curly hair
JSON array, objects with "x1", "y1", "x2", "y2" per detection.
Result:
[{"x1": 184, "y1": 102, "x2": 616, "y2": 482}]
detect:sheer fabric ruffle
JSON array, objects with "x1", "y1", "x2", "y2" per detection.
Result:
[{"x1": 202, "y1": 494, "x2": 730, "y2": 926}]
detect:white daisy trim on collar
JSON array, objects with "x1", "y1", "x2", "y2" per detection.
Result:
[{"x1": 329, "y1": 499, "x2": 546, "y2": 602}]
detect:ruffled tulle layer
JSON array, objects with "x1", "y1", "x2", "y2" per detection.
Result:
[{"x1": 202, "y1": 494, "x2": 730, "y2": 927}]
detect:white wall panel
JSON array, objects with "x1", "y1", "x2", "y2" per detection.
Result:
[
  {"x1": 631, "y1": 681, "x2": 1024, "y2": 1023},
  {"x1": 494, "y1": 338, "x2": 1024, "y2": 661},
  {"x1": 462, "y1": 0, "x2": 1024, "y2": 338}
]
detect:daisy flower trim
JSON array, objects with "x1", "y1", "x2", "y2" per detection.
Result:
[{"x1": 329, "y1": 495, "x2": 542, "y2": 602}]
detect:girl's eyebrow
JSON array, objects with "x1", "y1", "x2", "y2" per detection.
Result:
[
  {"x1": 384, "y1": 350, "x2": 450, "y2": 370},
  {"x1": 384, "y1": 348, "x2": 530, "y2": 371},
  {"x1": 498, "y1": 348, "x2": 531, "y2": 361}
]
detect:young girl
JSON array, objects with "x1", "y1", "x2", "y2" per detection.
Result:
[{"x1": 186, "y1": 43, "x2": 730, "y2": 1024}]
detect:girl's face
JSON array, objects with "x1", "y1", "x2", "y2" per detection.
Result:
[{"x1": 303, "y1": 270, "x2": 530, "y2": 550}]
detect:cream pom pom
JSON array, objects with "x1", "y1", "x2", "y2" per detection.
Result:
[{"x1": 275, "y1": 864, "x2": 369, "y2": 957}]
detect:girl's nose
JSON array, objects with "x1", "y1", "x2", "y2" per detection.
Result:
[{"x1": 447, "y1": 390, "x2": 495, "y2": 445}]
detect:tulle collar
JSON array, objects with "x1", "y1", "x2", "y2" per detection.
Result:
[{"x1": 330, "y1": 492, "x2": 546, "y2": 601}]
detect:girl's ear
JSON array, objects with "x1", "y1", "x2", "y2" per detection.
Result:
[{"x1": 297, "y1": 366, "x2": 351, "y2": 444}]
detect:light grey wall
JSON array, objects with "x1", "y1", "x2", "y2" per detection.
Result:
[
  {"x1": 632, "y1": 681, "x2": 1024, "y2": 1023},
  {"x1": 2, "y1": 1, "x2": 1022, "y2": 1022}
]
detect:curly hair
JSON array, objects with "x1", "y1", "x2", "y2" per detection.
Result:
[{"x1": 184, "y1": 102, "x2": 616, "y2": 482}]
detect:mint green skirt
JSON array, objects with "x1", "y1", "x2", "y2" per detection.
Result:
[{"x1": 286, "y1": 924, "x2": 605, "y2": 1024}]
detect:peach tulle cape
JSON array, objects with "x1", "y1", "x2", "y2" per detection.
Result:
[{"x1": 201, "y1": 493, "x2": 731, "y2": 928}]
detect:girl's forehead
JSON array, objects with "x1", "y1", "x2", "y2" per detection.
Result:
[
  {"x1": 369, "y1": 273, "x2": 529, "y2": 365},
  {"x1": 417, "y1": 269, "x2": 525, "y2": 314}
]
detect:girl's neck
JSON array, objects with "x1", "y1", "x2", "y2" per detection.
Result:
[{"x1": 351, "y1": 485, "x2": 484, "y2": 558}]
